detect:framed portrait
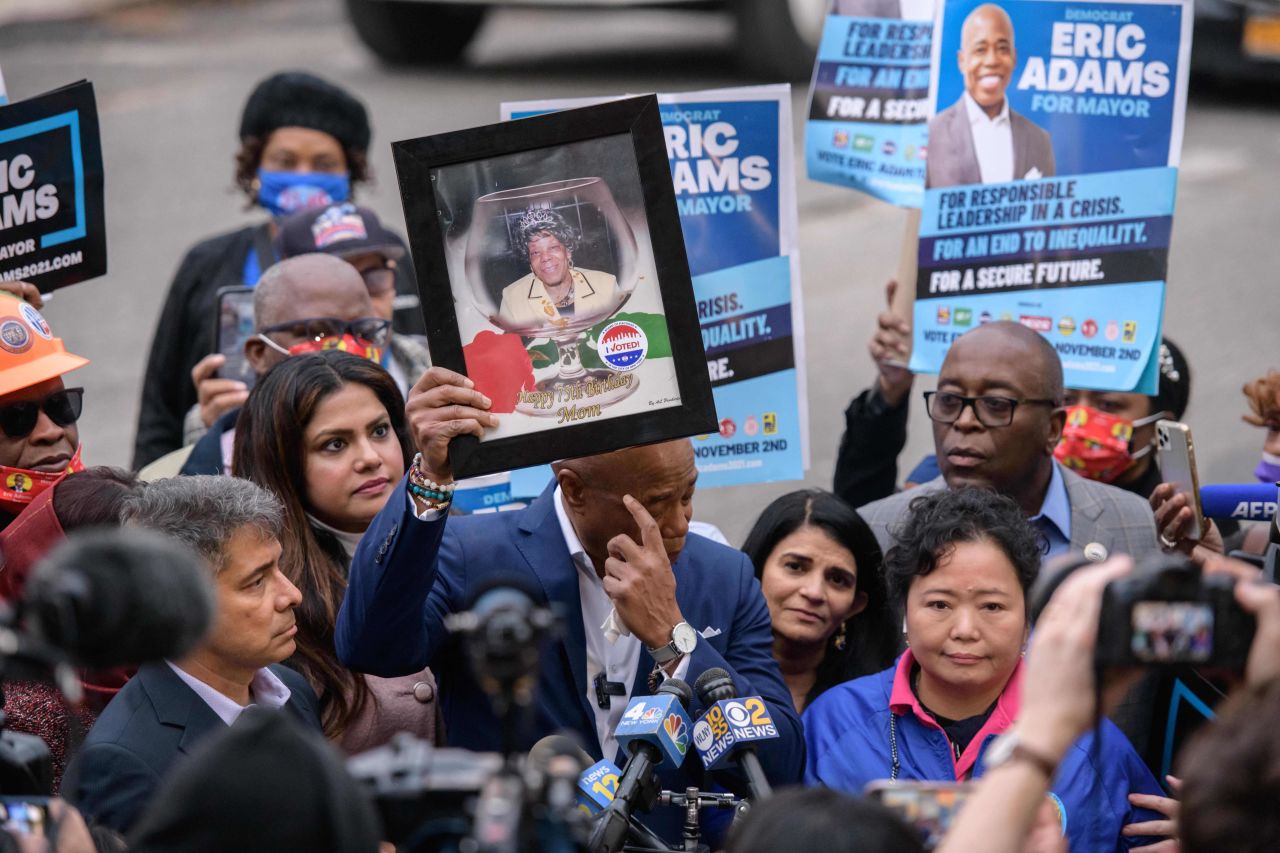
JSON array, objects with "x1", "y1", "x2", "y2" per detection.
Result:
[{"x1": 393, "y1": 95, "x2": 717, "y2": 479}]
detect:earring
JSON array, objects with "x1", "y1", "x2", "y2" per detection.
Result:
[{"x1": 833, "y1": 621, "x2": 848, "y2": 651}]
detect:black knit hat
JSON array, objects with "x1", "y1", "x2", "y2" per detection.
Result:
[
  {"x1": 1152, "y1": 337, "x2": 1191, "y2": 420},
  {"x1": 239, "y1": 71, "x2": 371, "y2": 153},
  {"x1": 128, "y1": 708, "x2": 382, "y2": 853}
]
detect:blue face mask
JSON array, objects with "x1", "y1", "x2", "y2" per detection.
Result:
[{"x1": 256, "y1": 169, "x2": 350, "y2": 217}]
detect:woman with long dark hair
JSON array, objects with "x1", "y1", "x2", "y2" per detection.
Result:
[
  {"x1": 741, "y1": 489, "x2": 897, "y2": 712},
  {"x1": 232, "y1": 351, "x2": 438, "y2": 751}
]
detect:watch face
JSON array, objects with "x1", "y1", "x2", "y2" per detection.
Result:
[{"x1": 673, "y1": 622, "x2": 698, "y2": 654}]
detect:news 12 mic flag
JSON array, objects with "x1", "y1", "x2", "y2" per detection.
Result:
[
  {"x1": 615, "y1": 693, "x2": 692, "y2": 768},
  {"x1": 911, "y1": 0, "x2": 1192, "y2": 395},
  {"x1": 692, "y1": 697, "x2": 780, "y2": 770},
  {"x1": 577, "y1": 759, "x2": 622, "y2": 815}
]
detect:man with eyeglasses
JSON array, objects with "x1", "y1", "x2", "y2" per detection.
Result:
[
  {"x1": 179, "y1": 205, "x2": 431, "y2": 451},
  {"x1": 0, "y1": 291, "x2": 89, "y2": 530},
  {"x1": 857, "y1": 321, "x2": 1160, "y2": 562},
  {"x1": 176, "y1": 253, "x2": 394, "y2": 476}
]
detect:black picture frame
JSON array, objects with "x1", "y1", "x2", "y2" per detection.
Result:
[{"x1": 393, "y1": 95, "x2": 717, "y2": 480}]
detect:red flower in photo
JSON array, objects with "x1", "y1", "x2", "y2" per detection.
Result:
[{"x1": 462, "y1": 330, "x2": 535, "y2": 414}]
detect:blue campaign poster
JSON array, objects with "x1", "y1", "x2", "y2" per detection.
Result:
[
  {"x1": 805, "y1": 1, "x2": 933, "y2": 208},
  {"x1": 911, "y1": 0, "x2": 1192, "y2": 394},
  {"x1": 503, "y1": 86, "x2": 807, "y2": 489}
]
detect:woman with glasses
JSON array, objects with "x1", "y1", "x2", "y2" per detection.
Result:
[
  {"x1": 232, "y1": 350, "x2": 440, "y2": 753},
  {"x1": 804, "y1": 487, "x2": 1168, "y2": 852}
]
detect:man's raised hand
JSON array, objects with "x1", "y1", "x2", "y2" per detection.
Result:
[{"x1": 406, "y1": 366, "x2": 497, "y2": 483}]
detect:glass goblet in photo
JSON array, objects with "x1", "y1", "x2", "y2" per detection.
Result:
[{"x1": 464, "y1": 177, "x2": 643, "y2": 416}]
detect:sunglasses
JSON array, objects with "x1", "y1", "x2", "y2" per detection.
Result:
[
  {"x1": 258, "y1": 316, "x2": 392, "y2": 349},
  {"x1": 0, "y1": 387, "x2": 84, "y2": 439}
]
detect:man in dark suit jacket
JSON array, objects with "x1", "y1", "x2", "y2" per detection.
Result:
[
  {"x1": 858, "y1": 321, "x2": 1158, "y2": 560},
  {"x1": 926, "y1": 3, "x2": 1056, "y2": 188},
  {"x1": 336, "y1": 369, "x2": 803, "y2": 842},
  {"x1": 64, "y1": 476, "x2": 321, "y2": 834}
]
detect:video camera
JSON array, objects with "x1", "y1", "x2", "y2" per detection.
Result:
[
  {"x1": 1096, "y1": 555, "x2": 1254, "y2": 670},
  {"x1": 1033, "y1": 552, "x2": 1256, "y2": 671}
]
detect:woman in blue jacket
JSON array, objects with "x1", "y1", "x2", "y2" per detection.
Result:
[{"x1": 804, "y1": 488, "x2": 1168, "y2": 852}]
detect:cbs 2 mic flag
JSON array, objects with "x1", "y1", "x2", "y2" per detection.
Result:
[
  {"x1": 691, "y1": 697, "x2": 779, "y2": 770},
  {"x1": 0, "y1": 81, "x2": 106, "y2": 292},
  {"x1": 911, "y1": 0, "x2": 1192, "y2": 394}
]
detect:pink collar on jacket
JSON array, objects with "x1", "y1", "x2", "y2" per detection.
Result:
[{"x1": 888, "y1": 648, "x2": 1021, "y2": 779}]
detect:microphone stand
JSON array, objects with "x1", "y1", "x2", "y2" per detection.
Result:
[{"x1": 657, "y1": 787, "x2": 740, "y2": 852}]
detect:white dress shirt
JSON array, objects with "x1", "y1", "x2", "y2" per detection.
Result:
[
  {"x1": 963, "y1": 91, "x2": 1014, "y2": 184},
  {"x1": 166, "y1": 661, "x2": 291, "y2": 726},
  {"x1": 408, "y1": 484, "x2": 693, "y2": 759},
  {"x1": 552, "y1": 486, "x2": 692, "y2": 761}
]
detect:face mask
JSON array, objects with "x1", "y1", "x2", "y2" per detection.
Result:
[
  {"x1": 258, "y1": 333, "x2": 383, "y2": 363},
  {"x1": 1054, "y1": 405, "x2": 1160, "y2": 483},
  {"x1": 1255, "y1": 452, "x2": 1280, "y2": 484},
  {"x1": 256, "y1": 169, "x2": 350, "y2": 217},
  {"x1": 0, "y1": 445, "x2": 83, "y2": 515}
]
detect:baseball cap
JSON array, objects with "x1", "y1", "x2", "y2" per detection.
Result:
[
  {"x1": 0, "y1": 294, "x2": 89, "y2": 398},
  {"x1": 274, "y1": 202, "x2": 405, "y2": 262}
]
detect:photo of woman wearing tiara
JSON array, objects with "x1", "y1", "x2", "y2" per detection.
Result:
[{"x1": 496, "y1": 207, "x2": 622, "y2": 331}]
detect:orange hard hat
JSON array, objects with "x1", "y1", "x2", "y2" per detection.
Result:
[{"x1": 0, "y1": 293, "x2": 89, "y2": 398}]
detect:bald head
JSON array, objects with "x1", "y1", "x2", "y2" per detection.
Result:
[
  {"x1": 934, "y1": 321, "x2": 1066, "y2": 514},
  {"x1": 962, "y1": 3, "x2": 1014, "y2": 45},
  {"x1": 253, "y1": 253, "x2": 372, "y2": 330},
  {"x1": 555, "y1": 439, "x2": 698, "y2": 570},
  {"x1": 947, "y1": 321, "x2": 1063, "y2": 402}
]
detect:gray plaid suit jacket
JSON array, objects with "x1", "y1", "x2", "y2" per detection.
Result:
[{"x1": 857, "y1": 461, "x2": 1161, "y2": 561}]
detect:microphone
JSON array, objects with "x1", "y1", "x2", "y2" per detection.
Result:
[
  {"x1": 1199, "y1": 484, "x2": 1278, "y2": 522},
  {"x1": 527, "y1": 736, "x2": 668, "y2": 850},
  {"x1": 692, "y1": 668, "x2": 776, "y2": 801},
  {"x1": 20, "y1": 528, "x2": 216, "y2": 669},
  {"x1": 588, "y1": 678, "x2": 693, "y2": 853}
]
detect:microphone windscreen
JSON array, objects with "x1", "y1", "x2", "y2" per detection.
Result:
[
  {"x1": 694, "y1": 667, "x2": 736, "y2": 705},
  {"x1": 657, "y1": 677, "x2": 693, "y2": 708},
  {"x1": 528, "y1": 733, "x2": 592, "y2": 774},
  {"x1": 1200, "y1": 484, "x2": 1278, "y2": 522},
  {"x1": 24, "y1": 527, "x2": 216, "y2": 669}
]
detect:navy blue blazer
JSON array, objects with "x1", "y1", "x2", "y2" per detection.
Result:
[
  {"x1": 336, "y1": 479, "x2": 804, "y2": 803},
  {"x1": 64, "y1": 661, "x2": 320, "y2": 834}
]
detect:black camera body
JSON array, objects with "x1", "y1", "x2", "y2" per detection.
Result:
[{"x1": 1096, "y1": 555, "x2": 1255, "y2": 670}]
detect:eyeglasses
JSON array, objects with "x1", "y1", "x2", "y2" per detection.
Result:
[
  {"x1": 923, "y1": 390, "x2": 1058, "y2": 428},
  {"x1": 258, "y1": 316, "x2": 392, "y2": 348},
  {"x1": 0, "y1": 387, "x2": 84, "y2": 439},
  {"x1": 359, "y1": 261, "x2": 396, "y2": 297}
]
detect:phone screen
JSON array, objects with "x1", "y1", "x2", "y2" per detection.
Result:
[
  {"x1": 1131, "y1": 600, "x2": 1213, "y2": 663},
  {"x1": 0, "y1": 798, "x2": 51, "y2": 838},
  {"x1": 870, "y1": 784, "x2": 971, "y2": 849},
  {"x1": 215, "y1": 287, "x2": 257, "y2": 390}
]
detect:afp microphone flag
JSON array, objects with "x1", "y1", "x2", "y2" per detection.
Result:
[
  {"x1": 0, "y1": 81, "x2": 106, "y2": 292},
  {"x1": 911, "y1": 0, "x2": 1191, "y2": 394},
  {"x1": 805, "y1": 0, "x2": 933, "y2": 207},
  {"x1": 504, "y1": 86, "x2": 807, "y2": 489}
]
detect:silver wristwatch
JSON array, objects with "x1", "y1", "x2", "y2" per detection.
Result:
[{"x1": 647, "y1": 621, "x2": 698, "y2": 664}]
